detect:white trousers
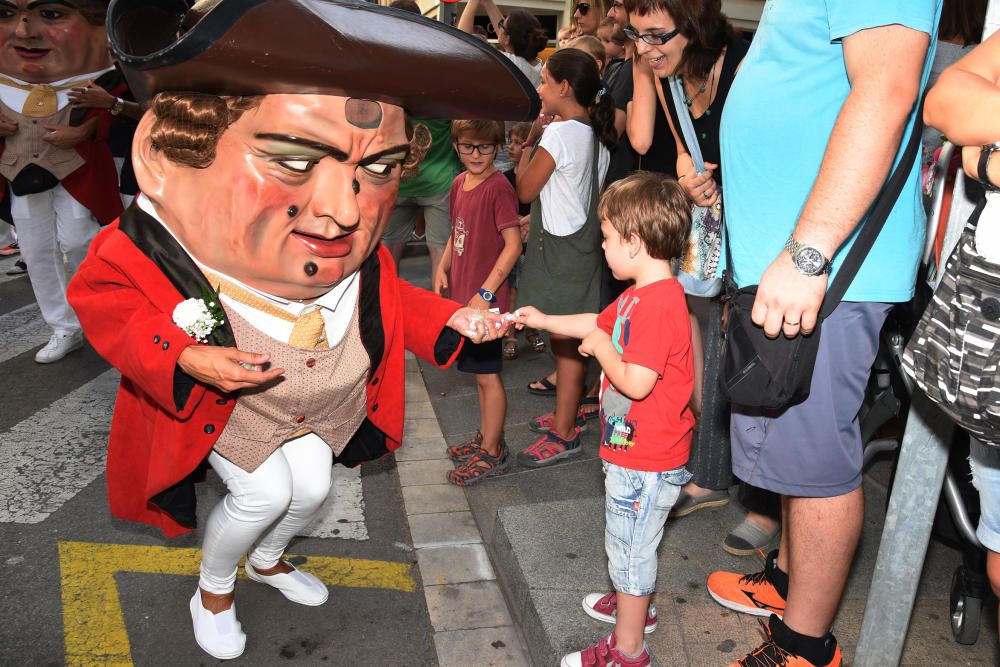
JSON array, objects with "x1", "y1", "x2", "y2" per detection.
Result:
[
  {"x1": 10, "y1": 185, "x2": 99, "y2": 334},
  {"x1": 199, "y1": 434, "x2": 333, "y2": 594}
]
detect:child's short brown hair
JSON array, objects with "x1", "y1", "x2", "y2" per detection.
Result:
[
  {"x1": 508, "y1": 121, "x2": 532, "y2": 144},
  {"x1": 566, "y1": 35, "x2": 605, "y2": 67},
  {"x1": 451, "y1": 120, "x2": 505, "y2": 145},
  {"x1": 598, "y1": 172, "x2": 691, "y2": 261}
]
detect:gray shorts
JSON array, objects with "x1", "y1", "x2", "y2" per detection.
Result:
[
  {"x1": 730, "y1": 301, "x2": 891, "y2": 498},
  {"x1": 381, "y1": 189, "x2": 452, "y2": 248}
]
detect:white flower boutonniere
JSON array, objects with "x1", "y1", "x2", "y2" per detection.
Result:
[{"x1": 173, "y1": 288, "x2": 225, "y2": 344}]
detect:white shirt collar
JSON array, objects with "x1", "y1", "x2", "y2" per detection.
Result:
[
  {"x1": 135, "y1": 194, "x2": 359, "y2": 314},
  {"x1": 4, "y1": 68, "x2": 115, "y2": 88}
]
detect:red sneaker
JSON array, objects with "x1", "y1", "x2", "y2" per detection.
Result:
[
  {"x1": 0, "y1": 243, "x2": 19, "y2": 256},
  {"x1": 561, "y1": 633, "x2": 652, "y2": 667}
]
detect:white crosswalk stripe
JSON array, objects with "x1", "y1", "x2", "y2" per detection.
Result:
[
  {"x1": 0, "y1": 298, "x2": 369, "y2": 537},
  {"x1": 0, "y1": 370, "x2": 118, "y2": 523},
  {"x1": 0, "y1": 304, "x2": 50, "y2": 364}
]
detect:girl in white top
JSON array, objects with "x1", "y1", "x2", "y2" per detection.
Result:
[{"x1": 514, "y1": 48, "x2": 616, "y2": 464}]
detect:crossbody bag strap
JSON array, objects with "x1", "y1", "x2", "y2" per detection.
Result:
[{"x1": 819, "y1": 96, "x2": 925, "y2": 318}]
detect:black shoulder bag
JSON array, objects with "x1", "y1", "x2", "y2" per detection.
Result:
[{"x1": 720, "y1": 102, "x2": 924, "y2": 411}]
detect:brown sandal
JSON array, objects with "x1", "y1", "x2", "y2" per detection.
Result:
[
  {"x1": 503, "y1": 337, "x2": 518, "y2": 360},
  {"x1": 525, "y1": 330, "x2": 545, "y2": 353}
]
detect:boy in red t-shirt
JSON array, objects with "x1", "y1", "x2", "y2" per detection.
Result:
[
  {"x1": 515, "y1": 172, "x2": 694, "y2": 667},
  {"x1": 433, "y1": 120, "x2": 522, "y2": 486}
]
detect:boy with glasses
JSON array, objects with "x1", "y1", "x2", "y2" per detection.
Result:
[{"x1": 434, "y1": 120, "x2": 523, "y2": 485}]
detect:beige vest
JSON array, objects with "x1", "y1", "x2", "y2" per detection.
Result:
[
  {"x1": 212, "y1": 302, "x2": 370, "y2": 472},
  {"x1": 0, "y1": 100, "x2": 85, "y2": 181}
]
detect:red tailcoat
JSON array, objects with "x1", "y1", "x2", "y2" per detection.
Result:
[{"x1": 68, "y1": 206, "x2": 461, "y2": 537}]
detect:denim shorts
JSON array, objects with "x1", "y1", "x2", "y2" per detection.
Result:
[
  {"x1": 970, "y1": 444, "x2": 1000, "y2": 553},
  {"x1": 603, "y1": 461, "x2": 691, "y2": 596}
]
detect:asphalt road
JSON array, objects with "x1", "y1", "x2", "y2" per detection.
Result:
[{"x1": 0, "y1": 252, "x2": 437, "y2": 667}]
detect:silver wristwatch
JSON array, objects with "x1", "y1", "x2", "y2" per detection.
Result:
[{"x1": 784, "y1": 235, "x2": 831, "y2": 276}]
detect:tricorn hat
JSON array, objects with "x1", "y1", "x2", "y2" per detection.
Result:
[{"x1": 108, "y1": 0, "x2": 540, "y2": 121}]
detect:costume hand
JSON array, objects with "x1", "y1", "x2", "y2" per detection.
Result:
[
  {"x1": 519, "y1": 215, "x2": 530, "y2": 243},
  {"x1": 448, "y1": 307, "x2": 508, "y2": 343},
  {"x1": 679, "y1": 159, "x2": 719, "y2": 207},
  {"x1": 752, "y1": 251, "x2": 827, "y2": 338},
  {"x1": 177, "y1": 345, "x2": 285, "y2": 393},
  {"x1": 433, "y1": 268, "x2": 449, "y2": 296},
  {"x1": 579, "y1": 329, "x2": 610, "y2": 358},
  {"x1": 41, "y1": 122, "x2": 93, "y2": 149},
  {"x1": 513, "y1": 305, "x2": 546, "y2": 330},
  {"x1": 0, "y1": 114, "x2": 18, "y2": 137},
  {"x1": 68, "y1": 84, "x2": 115, "y2": 110}
]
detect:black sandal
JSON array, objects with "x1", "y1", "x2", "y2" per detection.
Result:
[{"x1": 526, "y1": 376, "x2": 556, "y2": 396}]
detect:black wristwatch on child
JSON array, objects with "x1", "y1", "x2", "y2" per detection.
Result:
[
  {"x1": 978, "y1": 142, "x2": 1000, "y2": 192},
  {"x1": 478, "y1": 287, "x2": 496, "y2": 304}
]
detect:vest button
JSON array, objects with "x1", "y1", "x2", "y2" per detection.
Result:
[
  {"x1": 162, "y1": 342, "x2": 170, "y2": 350},
  {"x1": 204, "y1": 424, "x2": 215, "y2": 434},
  {"x1": 295, "y1": 415, "x2": 305, "y2": 423},
  {"x1": 305, "y1": 358, "x2": 316, "y2": 368},
  {"x1": 371, "y1": 376, "x2": 379, "y2": 386},
  {"x1": 371, "y1": 403, "x2": 378, "y2": 413},
  {"x1": 216, "y1": 398, "x2": 228, "y2": 405},
  {"x1": 153, "y1": 335, "x2": 160, "y2": 344},
  {"x1": 32, "y1": 153, "x2": 38, "y2": 158}
]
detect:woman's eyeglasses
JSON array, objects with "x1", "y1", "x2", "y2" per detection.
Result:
[
  {"x1": 623, "y1": 25, "x2": 680, "y2": 45},
  {"x1": 455, "y1": 143, "x2": 498, "y2": 156},
  {"x1": 575, "y1": 3, "x2": 591, "y2": 16}
]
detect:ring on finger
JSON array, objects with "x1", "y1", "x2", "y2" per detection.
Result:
[{"x1": 784, "y1": 320, "x2": 799, "y2": 326}]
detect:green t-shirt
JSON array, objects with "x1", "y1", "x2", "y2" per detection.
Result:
[{"x1": 398, "y1": 119, "x2": 461, "y2": 198}]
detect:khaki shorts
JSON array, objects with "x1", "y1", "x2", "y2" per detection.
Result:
[{"x1": 381, "y1": 189, "x2": 451, "y2": 248}]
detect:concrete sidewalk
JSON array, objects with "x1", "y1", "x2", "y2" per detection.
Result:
[{"x1": 397, "y1": 251, "x2": 998, "y2": 666}]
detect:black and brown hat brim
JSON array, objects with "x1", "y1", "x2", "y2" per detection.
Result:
[{"x1": 108, "y1": 0, "x2": 540, "y2": 121}]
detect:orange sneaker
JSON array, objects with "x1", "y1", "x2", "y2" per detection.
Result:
[
  {"x1": 707, "y1": 549, "x2": 786, "y2": 617},
  {"x1": 731, "y1": 617, "x2": 842, "y2": 667}
]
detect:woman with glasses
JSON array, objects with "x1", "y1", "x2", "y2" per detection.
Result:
[
  {"x1": 624, "y1": 0, "x2": 782, "y2": 558},
  {"x1": 572, "y1": 0, "x2": 608, "y2": 37}
]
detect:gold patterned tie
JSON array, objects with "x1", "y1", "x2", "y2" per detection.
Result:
[
  {"x1": 288, "y1": 308, "x2": 328, "y2": 349},
  {"x1": 23, "y1": 84, "x2": 58, "y2": 117}
]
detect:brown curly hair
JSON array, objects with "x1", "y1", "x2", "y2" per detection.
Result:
[{"x1": 148, "y1": 93, "x2": 262, "y2": 169}]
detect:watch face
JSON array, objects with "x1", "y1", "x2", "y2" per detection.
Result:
[{"x1": 795, "y1": 247, "x2": 826, "y2": 275}]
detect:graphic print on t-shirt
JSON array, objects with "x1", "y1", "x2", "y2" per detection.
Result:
[
  {"x1": 453, "y1": 216, "x2": 467, "y2": 256},
  {"x1": 601, "y1": 294, "x2": 639, "y2": 452}
]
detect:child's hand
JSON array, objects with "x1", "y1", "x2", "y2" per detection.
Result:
[
  {"x1": 579, "y1": 329, "x2": 610, "y2": 358},
  {"x1": 513, "y1": 306, "x2": 545, "y2": 330},
  {"x1": 519, "y1": 215, "x2": 530, "y2": 243},
  {"x1": 467, "y1": 294, "x2": 491, "y2": 311},
  {"x1": 433, "y1": 268, "x2": 448, "y2": 296}
]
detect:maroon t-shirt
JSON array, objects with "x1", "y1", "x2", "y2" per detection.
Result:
[{"x1": 448, "y1": 170, "x2": 521, "y2": 310}]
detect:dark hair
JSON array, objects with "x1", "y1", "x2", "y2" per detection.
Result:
[
  {"x1": 149, "y1": 93, "x2": 262, "y2": 168},
  {"x1": 544, "y1": 48, "x2": 617, "y2": 150},
  {"x1": 388, "y1": 0, "x2": 421, "y2": 14},
  {"x1": 939, "y1": 0, "x2": 987, "y2": 46},
  {"x1": 451, "y1": 119, "x2": 505, "y2": 145},
  {"x1": 599, "y1": 172, "x2": 690, "y2": 261},
  {"x1": 623, "y1": 0, "x2": 734, "y2": 82},
  {"x1": 505, "y1": 10, "x2": 548, "y2": 62},
  {"x1": 509, "y1": 121, "x2": 533, "y2": 143}
]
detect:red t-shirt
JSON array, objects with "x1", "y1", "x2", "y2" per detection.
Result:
[
  {"x1": 596, "y1": 279, "x2": 694, "y2": 472},
  {"x1": 448, "y1": 170, "x2": 521, "y2": 310}
]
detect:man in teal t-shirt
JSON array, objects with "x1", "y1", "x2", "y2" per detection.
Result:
[
  {"x1": 708, "y1": 2, "x2": 942, "y2": 665},
  {"x1": 381, "y1": 119, "x2": 461, "y2": 280}
]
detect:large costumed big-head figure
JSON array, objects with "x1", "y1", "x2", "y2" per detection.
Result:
[
  {"x1": 110, "y1": 0, "x2": 539, "y2": 300},
  {"x1": 0, "y1": 0, "x2": 111, "y2": 84}
]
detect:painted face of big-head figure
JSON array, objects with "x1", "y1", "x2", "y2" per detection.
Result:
[
  {"x1": 136, "y1": 94, "x2": 410, "y2": 302},
  {"x1": 0, "y1": 0, "x2": 110, "y2": 83}
]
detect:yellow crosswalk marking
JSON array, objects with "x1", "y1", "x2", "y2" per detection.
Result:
[{"x1": 58, "y1": 541, "x2": 416, "y2": 666}]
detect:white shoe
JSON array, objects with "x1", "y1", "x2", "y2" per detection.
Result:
[
  {"x1": 34, "y1": 330, "x2": 84, "y2": 364},
  {"x1": 245, "y1": 561, "x2": 329, "y2": 606},
  {"x1": 189, "y1": 591, "x2": 246, "y2": 660}
]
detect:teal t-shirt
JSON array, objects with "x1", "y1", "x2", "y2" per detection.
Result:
[
  {"x1": 398, "y1": 119, "x2": 461, "y2": 198},
  {"x1": 720, "y1": 0, "x2": 942, "y2": 302}
]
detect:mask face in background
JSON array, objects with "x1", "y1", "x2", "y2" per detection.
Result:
[
  {"x1": 0, "y1": 1, "x2": 111, "y2": 83},
  {"x1": 148, "y1": 94, "x2": 410, "y2": 301}
]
